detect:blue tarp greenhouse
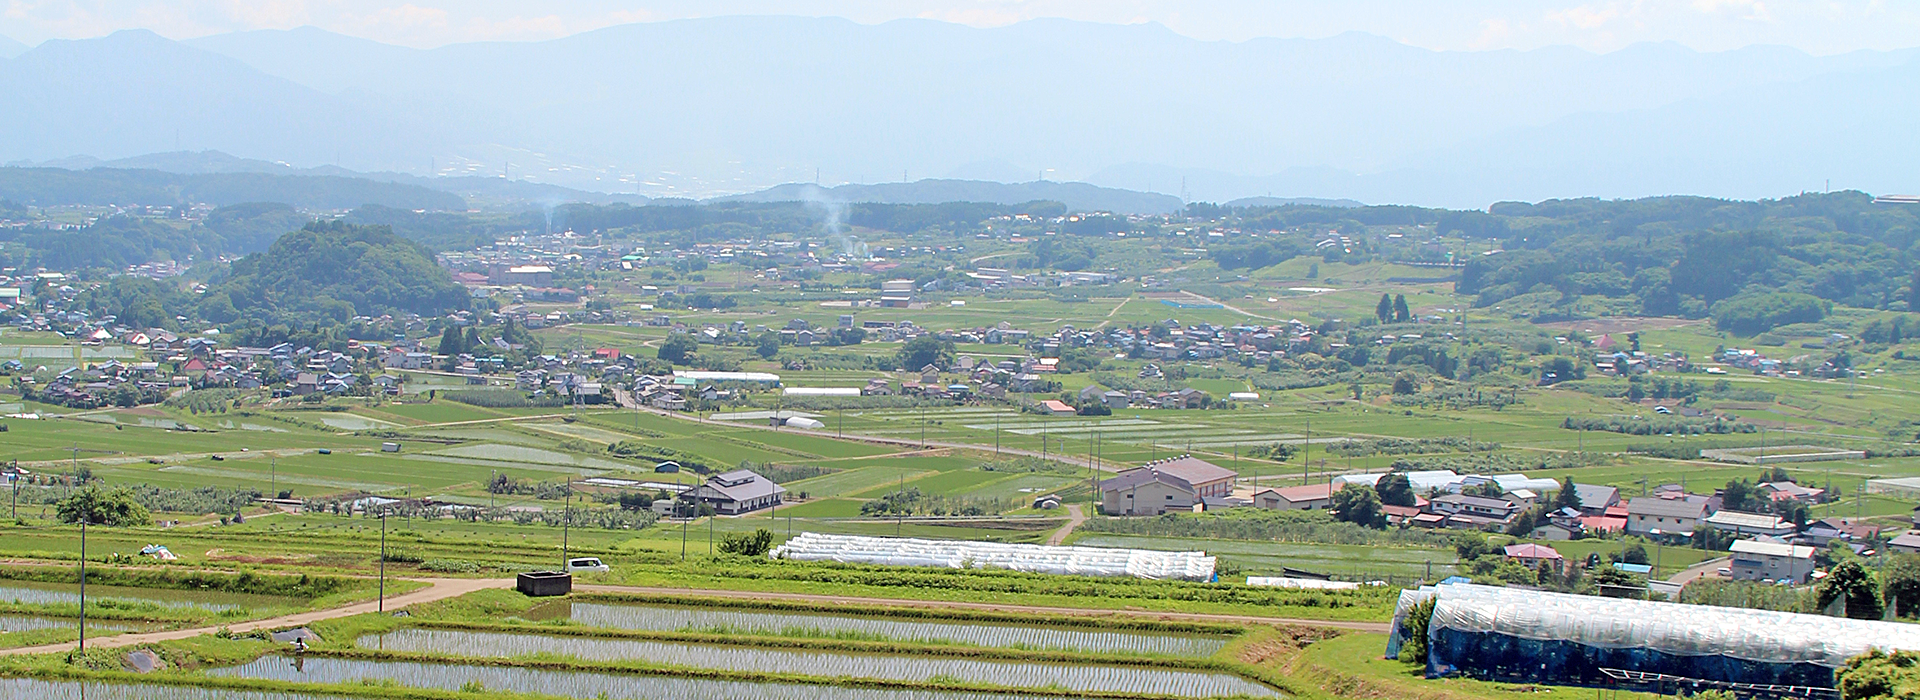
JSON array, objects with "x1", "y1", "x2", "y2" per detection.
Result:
[{"x1": 1388, "y1": 583, "x2": 1920, "y2": 692}]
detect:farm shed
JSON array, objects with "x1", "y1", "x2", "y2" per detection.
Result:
[
  {"x1": 771, "y1": 532, "x2": 1215, "y2": 581},
  {"x1": 1389, "y1": 583, "x2": 1920, "y2": 694}
]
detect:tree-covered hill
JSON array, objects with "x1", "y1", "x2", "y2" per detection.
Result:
[
  {"x1": 1456, "y1": 192, "x2": 1919, "y2": 315},
  {"x1": 1200, "y1": 191, "x2": 1920, "y2": 333},
  {"x1": 198, "y1": 220, "x2": 467, "y2": 325}
]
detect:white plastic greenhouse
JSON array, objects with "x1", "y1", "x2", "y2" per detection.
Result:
[
  {"x1": 1390, "y1": 582, "x2": 1920, "y2": 691},
  {"x1": 770, "y1": 532, "x2": 1216, "y2": 581}
]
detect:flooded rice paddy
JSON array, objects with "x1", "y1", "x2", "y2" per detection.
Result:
[
  {"x1": 534, "y1": 601, "x2": 1228, "y2": 657},
  {"x1": 355, "y1": 629, "x2": 1276, "y2": 697}
]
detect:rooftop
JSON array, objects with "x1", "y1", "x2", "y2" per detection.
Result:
[{"x1": 1731, "y1": 539, "x2": 1814, "y2": 559}]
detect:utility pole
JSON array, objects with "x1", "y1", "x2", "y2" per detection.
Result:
[
  {"x1": 680, "y1": 512, "x2": 688, "y2": 561},
  {"x1": 378, "y1": 511, "x2": 387, "y2": 613},
  {"x1": 562, "y1": 477, "x2": 572, "y2": 569},
  {"x1": 77, "y1": 518, "x2": 87, "y2": 654},
  {"x1": 270, "y1": 458, "x2": 277, "y2": 498},
  {"x1": 993, "y1": 413, "x2": 1000, "y2": 458}
]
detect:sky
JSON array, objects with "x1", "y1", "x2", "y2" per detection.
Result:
[{"x1": 3, "y1": 0, "x2": 1920, "y2": 55}]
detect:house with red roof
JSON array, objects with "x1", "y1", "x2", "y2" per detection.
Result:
[{"x1": 1504, "y1": 543, "x2": 1564, "y2": 572}]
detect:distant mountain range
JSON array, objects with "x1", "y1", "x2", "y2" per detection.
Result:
[
  {"x1": 9, "y1": 150, "x2": 647, "y2": 209},
  {"x1": 0, "y1": 166, "x2": 463, "y2": 211},
  {"x1": 1, "y1": 20, "x2": 1915, "y2": 207}
]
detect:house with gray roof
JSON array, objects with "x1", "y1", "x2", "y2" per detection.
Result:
[
  {"x1": 686, "y1": 469, "x2": 786, "y2": 515},
  {"x1": 1626, "y1": 496, "x2": 1710, "y2": 538}
]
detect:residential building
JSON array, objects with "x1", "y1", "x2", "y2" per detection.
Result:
[
  {"x1": 1889, "y1": 531, "x2": 1920, "y2": 555},
  {"x1": 1504, "y1": 543, "x2": 1564, "y2": 572},
  {"x1": 1428, "y1": 494, "x2": 1522, "y2": 528},
  {"x1": 684, "y1": 469, "x2": 786, "y2": 515},
  {"x1": 1760, "y1": 481, "x2": 1828, "y2": 505},
  {"x1": 1570, "y1": 483, "x2": 1620, "y2": 515},
  {"x1": 1728, "y1": 539, "x2": 1816, "y2": 584},
  {"x1": 1625, "y1": 496, "x2": 1709, "y2": 537},
  {"x1": 1038, "y1": 400, "x2": 1077, "y2": 416},
  {"x1": 1802, "y1": 517, "x2": 1882, "y2": 547},
  {"x1": 1704, "y1": 511, "x2": 1798, "y2": 538},
  {"x1": 1253, "y1": 483, "x2": 1334, "y2": 511},
  {"x1": 1097, "y1": 456, "x2": 1237, "y2": 516}
]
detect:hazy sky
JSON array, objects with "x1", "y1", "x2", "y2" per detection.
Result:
[{"x1": 3, "y1": 0, "x2": 1918, "y2": 55}]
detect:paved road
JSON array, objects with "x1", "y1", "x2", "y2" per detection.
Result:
[
  {"x1": 575, "y1": 583, "x2": 1391, "y2": 633},
  {"x1": 1667, "y1": 555, "x2": 1730, "y2": 587},
  {"x1": 1046, "y1": 504, "x2": 1088, "y2": 546},
  {"x1": 0, "y1": 577, "x2": 511, "y2": 657}
]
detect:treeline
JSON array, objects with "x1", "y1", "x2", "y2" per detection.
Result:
[{"x1": 1562, "y1": 415, "x2": 1757, "y2": 436}]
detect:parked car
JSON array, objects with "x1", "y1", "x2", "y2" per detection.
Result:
[{"x1": 566, "y1": 557, "x2": 609, "y2": 573}]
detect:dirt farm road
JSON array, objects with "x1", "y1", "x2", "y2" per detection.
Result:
[{"x1": 0, "y1": 577, "x2": 510, "y2": 658}]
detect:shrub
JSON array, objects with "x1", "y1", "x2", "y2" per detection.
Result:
[{"x1": 718, "y1": 529, "x2": 775, "y2": 557}]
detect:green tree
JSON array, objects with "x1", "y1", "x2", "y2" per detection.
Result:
[
  {"x1": 1551, "y1": 476, "x2": 1583, "y2": 511},
  {"x1": 1374, "y1": 473, "x2": 1416, "y2": 507},
  {"x1": 1506, "y1": 505, "x2": 1545, "y2": 536},
  {"x1": 437, "y1": 325, "x2": 466, "y2": 355},
  {"x1": 1391, "y1": 372, "x2": 1419, "y2": 395},
  {"x1": 1331, "y1": 483, "x2": 1386, "y2": 529},
  {"x1": 1398, "y1": 597, "x2": 1436, "y2": 664},
  {"x1": 1610, "y1": 542, "x2": 1650, "y2": 565},
  {"x1": 1375, "y1": 293, "x2": 1393, "y2": 322},
  {"x1": 657, "y1": 333, "x2": 699, "y2": 365},
  {"x1": 1820, "y1": 560, "x2": 1884, "y2": 619},
  {"x1": 1393, "y1": 294, "x2": 1411, "y2": 322},
  {"x1": 55, "y1": 486, "x2": 153, "y2": 527},
  {"x1": 1883, "y1": 555, "x2": 1920, "y2": 618},
  {"x1": 1839, "y1": 649, "x2": 1920, "y2": 700},
  {"x1": 1722, "y1": 479, "x2": 1757, "y2": 512},
  {"x1": 897, "y1": 335, "x2": 955, "y2": 371},
  {"x1": 1453, "y1": 533, "x2": 1493, "y2": 561},
  {"x1": 754, "y1": 332, "x2": 781, "y2": 360}
]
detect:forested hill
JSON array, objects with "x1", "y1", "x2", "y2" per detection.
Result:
[
  {"x1": 197, "y1": 220, "x2": 468, "y2": 326},
  {"x1": 1457, "y1": 193, "x2": 1920, "y2": 314},
  {"x1": 0, "y1": 167, "x2": 464, "y2": 210},
  {"x1": 1206, "y1": 191, "x2": 1920, "y2": 329}
]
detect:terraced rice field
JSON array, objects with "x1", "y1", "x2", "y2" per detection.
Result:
[
  {"x1": 549, "y1": 602, "x2": 1230, "y2": 656},
  {"x1": 0, "y1": 614, "x2": 143, "y2": 633},
  {"x1": 311, "y1": 415, "x2": 401, "y2": 431},
  {"x1": 0, "y1": 581, "x2": 300, "y2": 612},
  {"x1": 214, "y1": 656, "x2": 1069, "y2": 700},
  {"x1": 0, "y1": 679, "x2": 357, "y2": 700},
  {"x1": 357, "y1": 629, "x2": 1276, "y2": 697}
]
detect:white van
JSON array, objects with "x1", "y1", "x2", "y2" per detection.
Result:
[{"x1": 566, "y1": 557, "x2": 609, "y2": 573}]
